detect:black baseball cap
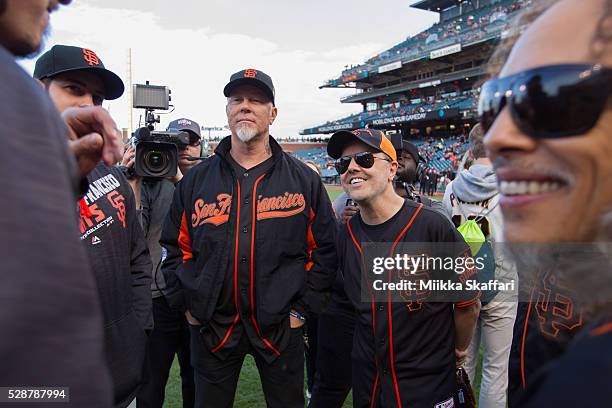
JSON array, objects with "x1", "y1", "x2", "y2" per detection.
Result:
[
  {"x1": 167, "y1": 118, "x2": 201, "y2": 139},
  {"x1": 223, "y1": 68, "x2": 275, "y2": 105},
  {"x1": 327, "y1": 128, "x2": 397, "y2": 161},
  {"x1": 401, "y1": 141, "x2": 422, "y2": 164},
  {"x1": 389, "y1": 133, "x2": 423, "y2": 163},
  {"x1": 34, "y1": 45, "x2": 124, "y2": 100}
]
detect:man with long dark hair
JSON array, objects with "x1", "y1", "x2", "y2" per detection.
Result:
[{"x1": 481, "y1": 0, "x2": 612, "y2": 405}]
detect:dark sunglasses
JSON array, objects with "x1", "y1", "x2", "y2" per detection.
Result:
[
  {"x1": 180, "y1": 138, "x2": 201, "y2": 148},
  {"x1": 478, "y1": 64, "x2": 612, "y2": 139},
  {"x1": 334, "y1": 152, "x2": 391, "y2": 175}
]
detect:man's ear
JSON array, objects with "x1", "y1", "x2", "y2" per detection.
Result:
[
  {"x1": 35, "y1": 78, "x2": 45, "y2": 90},
  {"x1": 389, "y1": 161, "x2": 399, "y2": 182},
  {"x1": 269, "y1": 106, "x2": 278, "y2": 125}
]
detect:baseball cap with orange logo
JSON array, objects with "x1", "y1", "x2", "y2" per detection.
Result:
[
  {"x1": 327, "y1": 128, "x2": 397, "y2": 161},
  {"x1": 34, "y1": 45, "x2": 124, "y2": 100},
  {"x1": 223, "y1": 68, "x2": 275, "y2": 105}
]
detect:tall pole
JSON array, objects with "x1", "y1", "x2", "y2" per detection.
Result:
[{"x1": 127, "y1": 48, "x2": 133, "y2": 137}]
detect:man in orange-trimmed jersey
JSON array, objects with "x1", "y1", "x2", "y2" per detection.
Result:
[{"x1": 327, "y1": 128, "x2": 480, "y2": 408}]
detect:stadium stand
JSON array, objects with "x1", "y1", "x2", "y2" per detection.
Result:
[
  {"x1": 300, "y1": 0, "x2": 527, "y2": 183},
  {"x1": 325, "y1": 0, "x2": 527, "y2": 85}
]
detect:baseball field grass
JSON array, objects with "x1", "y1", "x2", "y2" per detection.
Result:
[
  {"x1": 163, "y1": 351, "x2": 483, "y2": 407},
  {"x1": 162, "y1": 185, "x2": 482, "y2": 407}
]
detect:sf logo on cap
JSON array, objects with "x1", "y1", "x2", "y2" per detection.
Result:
[
  {"x1": 244, "y1": 69, "x2": 258, "y2": 78},
  {"x1": 82, "y1": 48, "x2": 100, "y2": 66},
  {"x1": 353, "y1": 129, "x2": 373, "y2": 137}
]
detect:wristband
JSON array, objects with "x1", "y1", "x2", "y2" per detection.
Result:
[{"x1": 290, "y1": 311, "x2": 306, "y2": 321}]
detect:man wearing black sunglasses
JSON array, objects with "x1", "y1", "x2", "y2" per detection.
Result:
[
  {"x1": 310, "y1": 133, "x2": 453, "y2": 408},
  {"x1": 328, "y1": 128, "x2": 480, "y2": 408},
  {"x1": 481, "y1": 0, "x2": 612, "y2": 406}
]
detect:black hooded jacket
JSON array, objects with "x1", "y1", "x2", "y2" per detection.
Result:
[{"x1": 79, "y1": 163, "x2": 152, "y2": 407}]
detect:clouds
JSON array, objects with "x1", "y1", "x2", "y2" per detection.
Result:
[{"x1": 20, "y1": 1, "x2": 436, "y2": 138}]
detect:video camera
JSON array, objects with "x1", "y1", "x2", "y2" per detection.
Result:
[
  {"x1": 131, "y1": 82, "x2": 183, "y2": 178},
  {"x1": 132, "y1": 127, "x2": 190, "y2": 178}
]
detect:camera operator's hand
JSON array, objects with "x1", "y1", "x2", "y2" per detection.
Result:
[
  {"x1": 341, "y1": 205, "x2": 359, "y2": 224},
  {"x1": 169, "y1": 166, "x2": 183, "y2": 185},
  {"x1": 62, "y1": 106, "x2": 123, "y2": 177},
  {"x1": 121, "y1": 144, "x2": 136, "y2": 169},
  {"x1": 121, "y1": 145, "x2": 142, "y2": 209}
]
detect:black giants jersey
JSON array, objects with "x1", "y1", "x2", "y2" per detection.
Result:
[
  {"x1": 517, "y1": 313, "x2": 612, "y2": 408},
  {"x1": 508, "y1": 273, "x2": 585, "y2": 407},
  {"x1": 339, "y1": 199, "x2": 479, "y2": 408}
]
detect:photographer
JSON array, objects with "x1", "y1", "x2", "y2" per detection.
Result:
[
  {"x1": 392, "y1": 136, "x2": 448, "y2": 218},
  {"x1": 122, "y1": 118, "x2": 202, "y2": 408},
  {"x1": 34, "y1": 44, "x2": 153, "y2": 408}
]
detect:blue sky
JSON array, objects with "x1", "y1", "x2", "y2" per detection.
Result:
[{"x1": 20, "y1": 0, "x2": 438, "y2": 138}]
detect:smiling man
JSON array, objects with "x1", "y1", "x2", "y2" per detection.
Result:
[
  {"x1": 328, "y1": 128, "x2": 480, "y2": 408},
  {"x1": 480, "y1": 0, "x2": 612, "y2": 405},
  {"x1": 160, "y1": 69, "x2": 337, "y2": 408}
]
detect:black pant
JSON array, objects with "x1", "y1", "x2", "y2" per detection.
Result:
[
  {"x1": 305, "y1": 316, "x2": 319, "y2": 394},
  {"x1": 190, "y1": 325, "x2": 304, "y2": 408},
  {"x1": 309, "y1": 303, "x2": 355, "y2": 408},
  {"x1": 419, "y1": 182, "x2": 427, "y2": 195},
  {"x1": 428, "y1": 181, "x2": 437, "y2": 196},
  {"x1": 137, "y1": 297, "x2": 195, "y2": 408}
]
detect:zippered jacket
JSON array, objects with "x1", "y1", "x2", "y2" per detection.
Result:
[{"x1": 160, "y1": 136, "x2": 337, "y2": 352}]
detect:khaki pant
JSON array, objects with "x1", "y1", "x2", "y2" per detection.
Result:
[{"x1": 464, "y1": 299, "x2": 517, "y2": 408}]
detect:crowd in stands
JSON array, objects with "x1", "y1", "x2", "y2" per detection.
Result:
[
  {"x1": 291, "y1": 133, "x2": 470, "y2": 188},
  {"x1": 329, "y1": 0, "x2": 529, "y2": 83},
  {"x1": 315, "y1": 91, "x2": 477, "y2": 129},
  {"x1": 413, "y1": 134, "x2": 468, "y2": 174},
  {"x1": 206, "y1": 134, "x2": 331, "y2": 143}
]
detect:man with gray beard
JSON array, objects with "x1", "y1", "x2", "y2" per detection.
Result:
[{"x1": 160, "y1": 69, "x2": 337, "y2": 407}]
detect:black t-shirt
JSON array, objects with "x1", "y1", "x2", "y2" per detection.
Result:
[{"x1": 357, "y1": 203, "x2": 406, "y2": 243}]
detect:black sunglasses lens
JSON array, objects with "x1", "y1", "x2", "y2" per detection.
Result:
[
  {"x1": 335, "y1": 157, "x2": 351, "y2": 174},
  {"x1": 512, "y1": 66, "x2": 609, "y2": 138},
  {"x1": 354, "y1": 152, "x2": 375, "y2": 168},
  {"x1": 478, "y1": 79, "x2": 507, "y2": 133}
]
